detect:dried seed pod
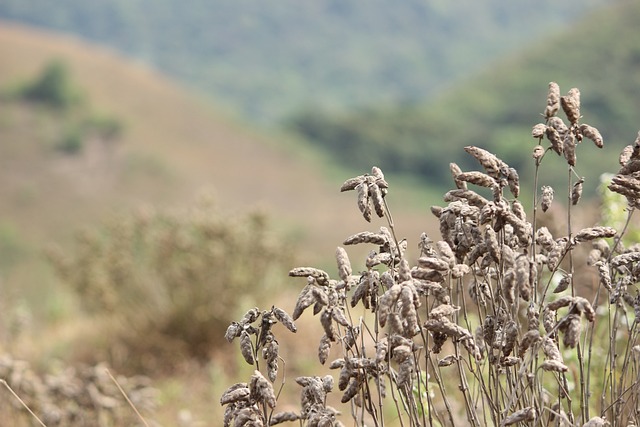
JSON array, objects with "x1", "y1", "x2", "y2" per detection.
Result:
[
  {"x1": 580, "y1": 124, "x2": 603, "y2": 148},
  {"x1": 516, "y1": 256, "x2": 532, "y2": 301},
  {"x1": 561, "y1": 87, "x2": 581, "y2": 125},
  {"x1": 485, "y1": 226, "x2": 501, "y2": 263},
  {"x1": 318, "y1": 334, "x2": 331, "y2": 365},
  {"x1": 456, "y1": 171, "x2": 496, "y2": 188},
  {"x1": 595, "y1": 261, "x2": 612, "y2": 291},
  {"x1": 502, "y1": 320, "x2": 518, "y2": 357},
  {"x1": 400, "y1": 286, "x2": 419, "y2": 336},
  {"x1": 320, "y1": 309, "x2": 337, "y2": 341},
  {"x1": 289, "y1": 267, "x2": 330, "y2": 285},
  {"x1": 571, "y1": 178, "x2": 584, "y2": 205},
  {"x1": 620, "y1": 145, "x2": 634, "y2": 166},
  {"x1": 370, "y1": 184, "x2": 385, "y2": 218},
  {"x1": 502, "y1": 269, "x2": 516, "y2": 304},
  {"x1": 331, "y1": 308, "x2": 350, "y2": 327},
  {"x1": 340, "y1": 175, "x2": 365, "y2": 192},
  {"x1": 293, "y1": 285, "x2": 316, "y2": 320},
  {"x1": 547, "y1": 295, "x2": 575, "y2": 311},
  {"x1": 438, "y1": 355, "x2": 457, "y2": 367},
  {"x1": 429, "y1": 304, "x2": 460, "y2": 320},
  {"x1": 507, "y1": 168, "x2": 520, "y2": 198},
  {"x1": 532, "y1": 123, "x2": 547, "y2": 138},
  {"x1": 417, "y1": 257, "x2": 450, "y2": 271},
  {"x1": 250, "y1": 370, "x2": 276, "y2": 408},
  {"x1": 356, "y1": 182, "x2": 372, "y2": 222},
  {"x1": 343, "y1": 231, "x2": 387, "y2": 246},
  {"x1": 611, "y1": 251, "x2": 640, "y2": 268},
  {"x1": 559, "y1": 313, "x2": 581, "y2": 348},
  {"x1": 270, "y1": 412, "x2": 300, "y2": 424},
  {"x1": 547, "y1": 239, "x2": 568, "y2": 271},
  {"x1": 464, "y1": 146, "x2": 502, "y2": 178},
  {"x1": 344, "y1": 326, "x2": 359, "y2": 351},
  {"x1": 540, "y1": 359, "x2": 569, "y2": 373},
  {"x1": 553, "y1": 274, "x2": 571, "y2": 294},
  {"x1": 545, "y1": 82, "x2": 560, "y2": 118},
  {"x1": 444, "y1": 189, "x2": 490, "y2": 208},
  {"x1": 563, "y1": 132, "x2": 577, "y2": 167},
  {"x1": 451, "y1": 263, "x2": 470, "y2": 278},
  {"x1": 548, "y1": 116, "x2": 569, "y2": 138},
  {"x1": 450, "y1": 162, "x2": 467, "y2": 189},
  {"x1": 542, "y1": 336, "x2": 562, "y2": 361},
  {"x1": 436, "y1": 241, "x2": 456, "y2": 266},
  {"x1": 225, "y1": 322, "x2": 242, "y2": 342},
  {"x1": 546, "y1": 126, "x2": 564, "y2": 155},
  {"x1": 533, "y1": 145, "x2": 545, "y2": 163},
  {"x1": 574, "y1": 296, "x2": 595, "y2": 322},
  {"x1": 541, "y1": 186, "x2": 554, "y2": 212},
  {"x1": 273, "y1": 307, "x2": 297, "y2": 333},
  {"x1": 220, "y1": 384, "x2": 250, "y2": 405},
  {"x1": 341, "y1": 376, "x2": 363, "y2": 403},
  {"x1": 575, "y1": 226, "x2": 616, "y2": 243},
  {"x1": 240, "y1": 331, "x2": 255, "y2": 365},
  {"x1": 335, "y1": 247, "x2": 352, "y2": 283},
  {"x1": 543, "y1": 310, "x2": 556, "y2": 335},
  {"x1": 411, "y1": 268, "x2": 444, "y2": 282},
  {"x1": 519, "y1": 330, "x2": 540, "y2": 355},
  {"x1": 262, "y1": 334, "x2": 279, "y2": 364}
]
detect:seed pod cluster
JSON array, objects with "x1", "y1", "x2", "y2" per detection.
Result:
[{"x1": 340, "y1": 167, "x2": 389, "y2": 222}]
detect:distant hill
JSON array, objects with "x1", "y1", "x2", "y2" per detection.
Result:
[
  {"x1": 288, "y1": 0, "x2": 640, "y2": 200},
  {"x1": 0, "y1": 21, "x2": 435, "y2": 300},
  {"x1": 0, "y1": 0, "x2": 611, "y2": 124}
]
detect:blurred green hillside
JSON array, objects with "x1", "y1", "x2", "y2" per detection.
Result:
[
  {"x1": 289, "y1": 0, "x2": 640, "y2": 199},
  {"x1": 0, "y1": 0, "x2": 610, "y2": 123}
]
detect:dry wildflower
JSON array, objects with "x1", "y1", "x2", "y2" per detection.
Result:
[
  {"x1": 225, "y1": 322, "x2": 243, "y2": 343},
  {"x1": 450, "y1": 162, "x2": 467, "y2": 189},
  {"x1": 451, "y1": 263, "x2": 470, "y2": 278},
  {"x1": 561, "y1": 87, "x2": 581, "y2": 125},
  {"x1": 464, "y1": 146, "x2": 502, "y2": 178},
  {"x1": 429, "y1": 304, "x2": 460, "y2": 320},
  {"x1": 502, "y1": 269, "x2": 516, "y2": 304},
  {"x1": 543, "y1": 310, "x2": 556, "y2": 335},
  {"x1": 485, "y1": 226, "x2": 500, "y2": 263},
  {"x1": 532, "y1": 123, "x2": 547, "y2": 139},
  {"x1": 436, "y1": 240, "x2": 456, "y2": 266},
  {"x1": 548, "y1": 116, "x2": 569, "y2": 138},
  {"x1": 340, "y1": 376, "x2": 363, "y2": 404},
  {"x1": 546, "y1": 238, "x2": 568, "y2": 271},
  {"x1": 503, "y1": 406, "x2": 536, "y2": 425},
  {"x1": 438, "y1": 355, "x2": 457, "y2": 367},
  {"x1": 545, "y1": 82, "x2": 560, "y2": 118},
  {"x1": 580, "y1": 123, "x2": 604, "y2": 148},
  {"x1": 563, "y1": 132, "x2": 577, "y2": 167},
  {"x1": 536, "y1": 227, "x2": 555, "y2": 251},
  {"x1": 571, "y1": 177, "x2": 584, "y2": 205},
  {"x1": 553, "y1": 274, "x2": 571, "y2": 294},
  {"x1": 574, "y1": 296, "x2": 595, "y2": 322},
  {"x1": 545, "y1": 126, "x2": 564, "y2": 155},
  {"x1": 541, "y1": 186, "x2": 554, "y2": 212},
  {"x1": 540, "y1": 359, "x2": 569, "y2": 373},
  {"x1": 320, "y1": 309, "x2": 337, "y2": 341}
]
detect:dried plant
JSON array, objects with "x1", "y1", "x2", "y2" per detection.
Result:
[{"x1": 222, "y1": 83, "x2": 640, "y2": 426}]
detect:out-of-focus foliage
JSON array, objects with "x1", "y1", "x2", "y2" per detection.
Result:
[
  {"x1": 0, "y1": 0, "x2": 609, "y2": 123},
  {"x1": 288, "y1": 1, "x2": 640, "y2": 197},
  {"x1": 47, "y1": 198, "x2": 292, "y2": 373}
]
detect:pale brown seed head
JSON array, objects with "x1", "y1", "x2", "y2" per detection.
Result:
[
  {"x1": 449, "y1": 162, "x2": 467, "y2": 190},
  {"x1": 561, "y1": 87, "x2": 581, "y2": 125},
  {"x1": 563, "y1": 132, "x2": 576, "y2": 167},
  {"x1": 545, "y1": 126, "x2": 564, "y2": 155},
  {"x1": 579, "y1": 124, "x2": 603, "y2": 148},
  {"x1": 571, "y1": 178, "x2": 584, "y2": 205},
  {"x1": 532, "y1": 123, "x2": 547, "y2": 139},
  {"x1": 532, "y1": 145, "x2": 545, "y2": 163},
  {"x1": 544, "y1": 82, "x2": 560, "y2": 118},
  {"x1": 541, "y1": 186, "x2": 554, "y2": 212},
  {"x1": 540, "y1": 359, "x2": 569, "y2": 373}
]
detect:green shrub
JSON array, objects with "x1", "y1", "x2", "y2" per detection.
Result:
[{"x1": 48, "y1": 198, "x2": 292, "y2": 373}]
